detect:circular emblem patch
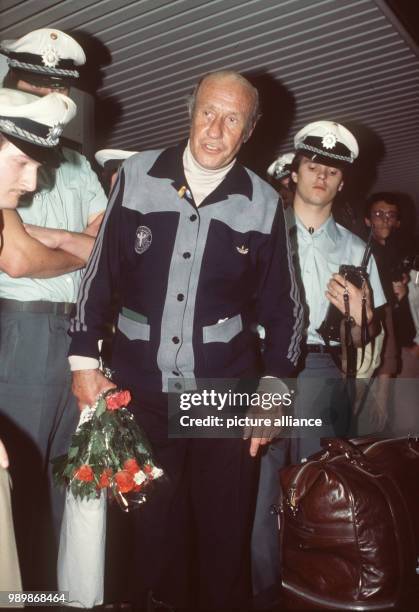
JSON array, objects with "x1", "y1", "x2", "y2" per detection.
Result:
[
  {"x1": 135, "y1": 225, "x2": 152, "y2": 254},
  {"x1": 41, "y1": 46, "x2": 60, "y2": 68},
  {"x1": 321, "y1": 132, "x2": 337, "y2": 150}
]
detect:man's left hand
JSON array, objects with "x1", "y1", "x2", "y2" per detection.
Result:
[{"x1": 326, "y1": 273, "x2": 373, "y2": 326}]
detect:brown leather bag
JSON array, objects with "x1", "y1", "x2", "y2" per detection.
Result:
[{"x1": 279, "y1": 437, "x2": 419, "y2": 610}]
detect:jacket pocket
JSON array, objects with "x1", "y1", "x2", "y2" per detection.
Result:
[
  {"x1": 117, "y1": 312, "x2": 150, "y2": 341},
  {"x1": 203, "y1": 314, "x2": 243, "y2": 343}
]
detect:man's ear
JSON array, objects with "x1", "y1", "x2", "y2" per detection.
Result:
[
  {"x1": 243, "y1": 122, "x2": 256, "y2": 143},
  {"x1": 338, "y1": 180, "x2": 344, "y2": 192},
  {"x1": 291, "y1": 171, "x2": 298, "y2": 184}
]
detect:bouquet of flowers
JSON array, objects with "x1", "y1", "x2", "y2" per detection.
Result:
[{"x1": 52, "y1": 388, "x2": 163, "y2": 510}]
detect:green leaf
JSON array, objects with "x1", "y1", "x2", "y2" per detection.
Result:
[
  {"x1": 67, "y1": 446, "x2": 79, "y2": 459},
  {"x1": 95, "y1": 397, "x2": 106, "y2": 418}
]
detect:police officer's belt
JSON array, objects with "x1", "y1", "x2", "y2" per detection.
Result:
[
  {"x1": 305, "y1": 344, "x2": 341, "y2": 355},
  {"x1": 0, "y1": 298, "x2": 75, "y2": 316}
]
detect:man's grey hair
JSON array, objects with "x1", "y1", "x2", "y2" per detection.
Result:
[{"x1": 186, "y1": 70, "x2": 261, "y2": 139}]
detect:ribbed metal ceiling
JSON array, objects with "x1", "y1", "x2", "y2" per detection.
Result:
[{"x1": 1, "y1": 0, "x2": 418, "y2": 212}]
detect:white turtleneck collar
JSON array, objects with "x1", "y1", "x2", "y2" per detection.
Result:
[{"x1": 182, "y1": 140, "x2": 235, "y2": 206}]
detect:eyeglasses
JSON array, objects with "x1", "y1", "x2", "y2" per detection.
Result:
[{"x1": 371, "y1": 210, "x2": 399, "y2": 221}]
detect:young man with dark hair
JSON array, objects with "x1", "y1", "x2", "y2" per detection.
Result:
[
  {"x1": 364, "y1": 192, "x2": 419, "y2": 433},
  {"x1": 252, "y1": 121, "x2": 386, "y2": 609},
  {"x1": 286, "y1": 124, "x2": 384, "y2": 435},
  {"x1": 363, "y1": 192, "x2": 401, "y2": 386}
]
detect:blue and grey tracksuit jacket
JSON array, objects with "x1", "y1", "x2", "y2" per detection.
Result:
[{"x1": 69, "y1": 143, "x2": 303, "y2": 392}]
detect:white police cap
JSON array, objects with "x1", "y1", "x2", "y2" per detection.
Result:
[
  {"x1": 267, "y1": 152, "x2": 295, "y2": 179},
  {"x1": 294, "y1": 120, "x2": 359, "y2": 165},
  {"x1": 0, "y1": 28, "x2": 86, "y2": 80},
  {"x1": 95, "y1": 149, "x2": 138, "y2": 168},
  {"x1": 0, "y1": 88, "x2": 76, "y2": 154}
]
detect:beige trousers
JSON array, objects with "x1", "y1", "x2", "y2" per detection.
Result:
[{"x1": 0, "y1": 467, "x2": 23, "y2": 607}]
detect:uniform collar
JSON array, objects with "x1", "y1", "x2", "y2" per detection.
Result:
[
  {"x1": 148, "y1": 140, "x2": 253, "y2": 204},
  {"x1": 295, "y1": 213, "x2": 339, "y2": 244}
]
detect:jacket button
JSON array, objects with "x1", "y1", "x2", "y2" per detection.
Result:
[
  {"x1": 177, "y1": 293, "x2": 184, "y2": 301},
  {"x1": 183, "y1": 252, "x2": 191, "y2": 259},
  {"x1": 189, "y1": 214, "x2": 197, "y2": 221},
  {"x1": 174, "y1": 382, "x2": 182, "y2": 390},
  {"x1": 172, "y1": 336, "x2": 180, "y2": 344}
]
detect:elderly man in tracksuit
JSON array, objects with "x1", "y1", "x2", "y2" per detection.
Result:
[{"x1": 69, "y1": 70, "x2": 303, "y2": 612}]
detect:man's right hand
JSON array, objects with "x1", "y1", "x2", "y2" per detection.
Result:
[{"x1": 72, "y1": 369, "x2": 117, "y2": 411}]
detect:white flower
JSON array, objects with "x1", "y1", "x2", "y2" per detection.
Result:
[
  {"x1": 134, "y1": 470, "x2": 146, "y2": 485},
  {"x1": 151, "y1": 466, "x2": 164, "y2": 480},
  {"x1": 322, "y1": 133, "x2": 337, "y2": 150},
  {"x1": 77, "y1": 406, "x2": 95, "y2": 429},
  {"x1": 41, "y1": 46, "x2": 60, "y2": 68}
]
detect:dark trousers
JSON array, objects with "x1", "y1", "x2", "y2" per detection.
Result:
[
  {"x1": 124, "y1": 391, "x2": 258, "y2": 611},
  {"x1": 251, "y1": 353, "x2": 351, "y2": 606}
]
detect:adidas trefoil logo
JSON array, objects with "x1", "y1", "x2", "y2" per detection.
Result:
[{"x1": 236, "y1": 245, "x2": 249, "y2": 255}]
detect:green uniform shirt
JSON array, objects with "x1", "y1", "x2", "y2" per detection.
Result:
[{"x1": 0, "y1": 147, "x2": 107, "y2": 303}]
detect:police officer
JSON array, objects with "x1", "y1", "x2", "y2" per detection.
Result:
[
  {"x1": 267, "y1": 151, "x2": 294, "y2": 209},
  {"x1": 0, "y1": 87, "x2": 76, "y2": 206},
  {"x1": 0, "y1": 29, "x2": 107, "y2": 589},
  {"x1": 252, "y1": 121, "x2": 386, "y2": 608},
  {"x1": 95, "y1": 148, "x2": 139, "y2": 194},
  {"x1": 0, "y1": 86, "x2": 75, "y2": 598}
]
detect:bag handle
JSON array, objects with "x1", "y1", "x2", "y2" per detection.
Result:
[
  {"x1": 285, "y1": 438, "x2": 382, "y2": 515},
  {"x1": 322, "y1": 437, "x2": 363, "y2": 458}
]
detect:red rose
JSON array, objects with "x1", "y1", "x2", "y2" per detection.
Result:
[
  {"x1": 143, "y1": 463, "x2": 152, "y2": 474},
  {"x1": 74, "y1": 464, "x2": 94, "y2": 482},
  {"x1": 124, "y1": 458, "x2": 140, "y2": 475},
  {"x1": 115, "y1": 470, "x2": 135, "y2": 493},
  {"x1": 106, "y1": 390, "x2": 132, "y2": 411},
  {"x1": 98, "y1": 468, "x2": 113, "y2": 488}
]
